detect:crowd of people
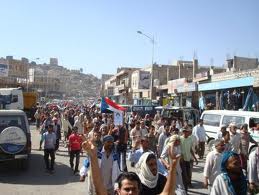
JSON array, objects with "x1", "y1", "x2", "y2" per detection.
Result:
[{"x1": 34, "y1": 104, "x2": 259, "y2": 195}]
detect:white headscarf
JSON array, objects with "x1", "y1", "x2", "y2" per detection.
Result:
[
  {"x1": 166, "y1": 134, "x2": 180, "y2": 146},
  {"x1": 135, "y1": 152, "x2": 158, "y2": 189}
]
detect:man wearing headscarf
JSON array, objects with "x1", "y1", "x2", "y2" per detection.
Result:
[
  {"x1": 210, "y1": 151, "x2": 247, "y2": 195},
  {"x1": 80, "y1": 135, "x2": 121, "y2": 195},
  {"x1": 136, "y1": 152, "x2": 167, "y2": 195},
  {"x1": 160, "y1": 135, "x2": 186, "y2": 195},
  {"x1": 203, "y1": 139, "x2": 225, "y2": 193},
  {"x1": 99, "y1": 124, "x2": 109, "y2": 140},
  {"x1": 74, "y1": 113, "x2": 85, "y2": 135}
]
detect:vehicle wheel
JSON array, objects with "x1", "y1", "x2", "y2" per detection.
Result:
[{"x1": 207, "y1": 138, "x2": 215, "y2": 152}]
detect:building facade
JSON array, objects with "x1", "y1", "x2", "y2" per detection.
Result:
[{"x1": 103, "y1": 67, "x2": 139, "y2": 104}]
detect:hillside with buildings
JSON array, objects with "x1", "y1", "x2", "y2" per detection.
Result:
[{"x1": 0, "y1": 56, "x2": 101, "y2": 100}]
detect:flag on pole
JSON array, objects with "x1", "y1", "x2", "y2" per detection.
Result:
[{"x1": 101, "y1": 97, "x2": 126, "y2": 113}]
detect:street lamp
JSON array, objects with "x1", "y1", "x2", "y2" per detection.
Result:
[{"x1": 137, "y1": 30, "x2": 155, "y2": 100}]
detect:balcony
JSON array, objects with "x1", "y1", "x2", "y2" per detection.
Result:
[{"x1": 117, "y1": 83, "x2": 128, "y2": 91}]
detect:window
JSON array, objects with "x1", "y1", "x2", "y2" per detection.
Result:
[
  {"x1": 185, "y1": 111, "x2": 192, "y2": 121},
  {"x1": 162, "y1": 109, "x2": 183, "y2": 119},
  {"x1": 249, "y1": 118, "x2": 259, "y2": 128},
  {"x1": 222, "y1": 115, "x2": 245, "y2": 128},
  {"x1": 252, "y1": 118, "x2": 259, "y2": 124},
  {"x1": 203, "y1": 114, "x2": 221, "y2": 127},
  {"x1": 12, "y1": 95, "x2": 18, "y2": 103},
  {"x1": 0, "y1": 116, "x2": 26, "y2": 132}
]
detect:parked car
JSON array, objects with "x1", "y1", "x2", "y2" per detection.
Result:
[
  {"x1": 0, "y1": 110, "x2": 31, "y2": 169},
  {"x1": 155, "y1": 106, "x2": 200, "y2": 127},
  {"x1": 201, "y1": 110, "x2": 259, "y2": 154}
]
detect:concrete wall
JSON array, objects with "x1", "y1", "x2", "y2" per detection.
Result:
[{"x1": 233, "y1": 56, "x2": 258, "y2": 70}]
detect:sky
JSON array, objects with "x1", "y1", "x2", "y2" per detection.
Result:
[{"x1": 0, "y1": 0, "x2": 258, "y2": 78}]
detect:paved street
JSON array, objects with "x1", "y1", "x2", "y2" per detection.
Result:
[
  {"x1": 0, "y1": 125, "x2": 208, "y2": 195},
  {"x1": 0, "y1": 125, "x2": 87, "y2": 195}
]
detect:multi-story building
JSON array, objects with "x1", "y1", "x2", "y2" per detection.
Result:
[
  {"x1": 100, "y1": 74, "x2": 113, "y2": 97},
  {"x1": 103, "y1": 67, "x2": 139, "y2": 104},
  {"x1": 196, "y1": 56, "x2": 258, "y2": 110},
  {"x1": 0, "y1": 56, "x2": 28, "y2": 88},
  {"x1": 225, "y1": 56, "x2": 258, "y2": 71},
  {"x1": 131, "y1": 70, "x2": 150, "y2": 98},
  {"x1": 132, "y1": 60, "x2": 200, "y2": 104},
  {"x1": 49, "y1": 58, "x2": 58, "y2": 66}
]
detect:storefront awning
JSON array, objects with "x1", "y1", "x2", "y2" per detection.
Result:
[{"x1": 198, "y1": 77, "x2": 254, "y2": 91}]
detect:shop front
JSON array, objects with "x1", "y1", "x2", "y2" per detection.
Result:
[
  {"x1": 198, "y1": 77, "x2": 254, "y2": 111},
  {"x1": 168, "y1": 78, "x2": 186, "y2": 107},
  {"x1": 178, "y1": 82, "x2": 198, "y2": 108}
]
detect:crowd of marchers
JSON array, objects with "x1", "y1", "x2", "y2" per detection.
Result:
[{"x1": 34, "y1": 104, "x2": 259, "y2": 195}]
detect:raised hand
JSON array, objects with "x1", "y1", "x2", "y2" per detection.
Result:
[
  {"x1": 168, "y1": 145, "x2": 181, "y2": 168},
  {"x1": 81, "y1": 140, "x2": 97, "y2": 157}
]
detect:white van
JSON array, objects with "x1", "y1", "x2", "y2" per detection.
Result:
[
  {"x1": 0, "y1": 88, "x2": 24, "y2": 110},
  {"x1": 201, "y1": 110, "x2": 259, "y2": 153}
]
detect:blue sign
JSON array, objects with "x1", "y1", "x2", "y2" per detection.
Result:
[{"x1": 198, "y1": 77, "x2": 254, "y2": 91}]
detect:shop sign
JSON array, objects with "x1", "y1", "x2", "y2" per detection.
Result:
[
  {"x1": 177, "y1": 82, "x2": 197, "y2": 93},
  {"x1": 193, "y1": 71, "x2": 209, "y2": 82},
  {"x1": 168, "y1": 78, "x2": 186, "y2": 94},
  {"x1": 139, "y1": 71, "x2": 150, "y2": 89},
  {"x1": 199, "y1": 77, "x2": 254, "y2": 91}
]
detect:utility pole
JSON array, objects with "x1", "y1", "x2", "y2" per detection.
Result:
[{"x1": 137, "y1": 31, "x2": 155, "y2": 101}]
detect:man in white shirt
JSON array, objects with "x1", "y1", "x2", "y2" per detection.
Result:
[
  {"x1": 248, "y1": 146, "x2": 259, "y2": 194},
  {"x1": 140, "y1": 120, "x2": 148, "y2": 137},
  {"x1": 154, "y1": 110, "x2": 161, "y2": 123},
  {"x1": 204, "y1": 139, "x2": 225, "y2": 193},
  {"x1": 61, "y1": 113, "x2": 72, "y2": 143},
  {"x1": 157, "y1": 123, "x2": 171, "y2": 157},
  {"x1": 228, "y1": 122, "x2": 241, "y2": 154},
  {"x1": 155, "y1": 117, "x2": 166, "y2": 136},
  {"x1": 192, "y1": 119, "x2": 206, "y2": 159},
  {"x1": 130, "y1": 121, "x2": 142, "y2": 149}
]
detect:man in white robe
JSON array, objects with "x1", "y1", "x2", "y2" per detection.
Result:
[{"x1": 203, "y1": 139, "x2": 224, "y2": 192}]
